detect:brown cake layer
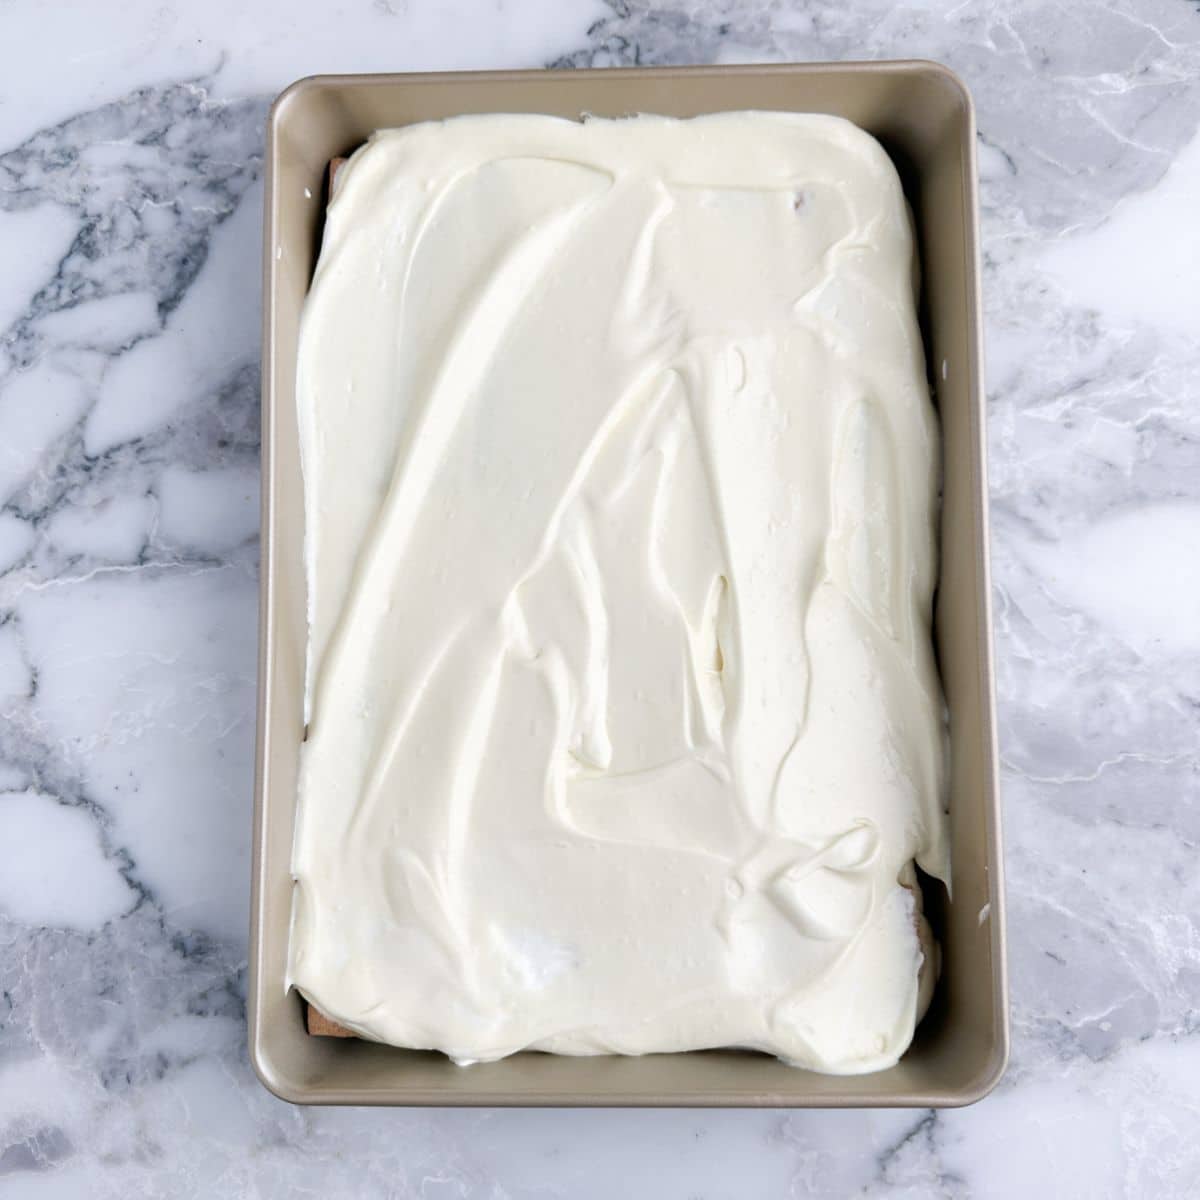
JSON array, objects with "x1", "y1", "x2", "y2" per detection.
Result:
[{"x1": 305, "y1": 1001, "x2": 355, "y2": 1038}]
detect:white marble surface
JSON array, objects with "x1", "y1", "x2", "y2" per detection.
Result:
[{"x1": 1, "y1": 0, "x2": 1198, "y2": 1195}]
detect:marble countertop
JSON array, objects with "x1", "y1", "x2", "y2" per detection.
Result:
[{"x1": 1, "y1": 0, "x2": 1198, "y2": 1195}]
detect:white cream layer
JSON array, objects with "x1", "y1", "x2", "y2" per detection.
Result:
[{"x1": 289, "y1": 112, "x2": 947, "y2": 1074}]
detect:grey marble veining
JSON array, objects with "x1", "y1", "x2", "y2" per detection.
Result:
[{"x1": 0, "y1": 0, "x2": 1198, "y2": 1195}]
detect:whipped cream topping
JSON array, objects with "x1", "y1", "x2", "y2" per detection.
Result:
[{"x1": 288, "y1": 112, "x2": 947, "y2": 1074}]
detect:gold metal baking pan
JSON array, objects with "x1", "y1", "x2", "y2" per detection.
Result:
[{"x1": 252, "y1": 61, "x2": 1007, "y2": 1106}]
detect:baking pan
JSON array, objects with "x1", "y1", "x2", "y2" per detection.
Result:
[{"x1": 252, "y1": 62, "x2": 1007, "y2": 1106}]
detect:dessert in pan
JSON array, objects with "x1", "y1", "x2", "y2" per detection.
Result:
[{"x1": 288, "y1": 112, "x2": 946, "y2": 1075}]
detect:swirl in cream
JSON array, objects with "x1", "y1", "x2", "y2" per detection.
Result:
[{"x1": 288, "y1": 112, "x2": 947, "y2": 1074}]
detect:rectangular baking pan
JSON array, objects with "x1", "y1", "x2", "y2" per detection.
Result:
[{"x1": 252, "y1": 61, "x2": 1007, "y2": 1106}]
